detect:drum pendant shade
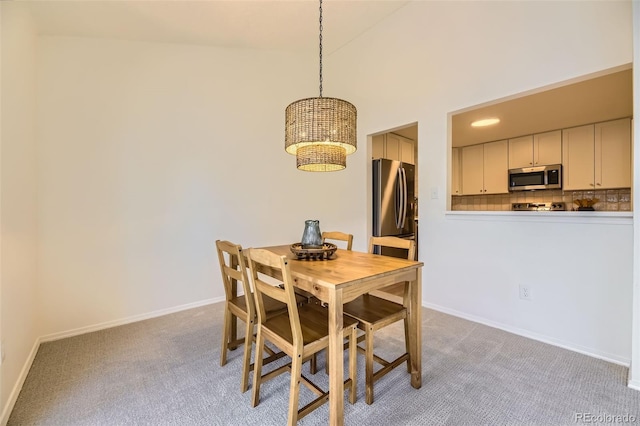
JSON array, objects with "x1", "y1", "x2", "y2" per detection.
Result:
[{"x1": 284, "y1": 0, "x2": 357, "y2": 172}]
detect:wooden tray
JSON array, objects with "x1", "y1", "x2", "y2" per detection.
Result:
[{"x1": 290, "y1": 242, "x2": 337, "y2": 260}]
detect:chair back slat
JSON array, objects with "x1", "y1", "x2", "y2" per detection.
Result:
[
  {"x1": 223, "y1": 264, "x2": 244, "y2": 283},
  {"x1": 247, "y1": 248, "x2": 302, "y2": 345},
  {"x1": 369, "y1": 236, "x2": 416, "y2": 260},
  {"x1": 322, "y1": 231, "x2": 353, "y2": 250}
]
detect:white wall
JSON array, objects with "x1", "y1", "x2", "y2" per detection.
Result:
[
  {"x1": 330, "y1": 0, "x2": 634, "y2": 363},
  {"x1": 0, "y1": 2, "x2": 39, "y2": 421},
  {"x1": 36, "y1": 36, "x2": 369, "y2": 336},
  {"x1": 629, "y1": 0, "x2": 640, "y2": 388}
]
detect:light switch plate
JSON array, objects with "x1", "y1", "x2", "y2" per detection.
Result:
[{"x1": 430, "y1": 187, "x2": 438, "y2": 199}]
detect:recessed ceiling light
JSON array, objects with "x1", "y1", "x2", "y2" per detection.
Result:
[{"x1": 471, "y1": 118, "x2": 500, "y2": 127}]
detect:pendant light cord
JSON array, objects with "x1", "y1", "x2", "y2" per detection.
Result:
[{"x1": 319, "y1": 0, "x2": 323, "y2": 98}]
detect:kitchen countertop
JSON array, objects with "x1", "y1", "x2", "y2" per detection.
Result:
[{"x1": 445, "y1": 210, "x2": 632, "y2": 225}]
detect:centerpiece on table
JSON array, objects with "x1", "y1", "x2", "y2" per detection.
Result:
[{"x1": 291, "y1": 220, "x2": 337, "y2": 260}]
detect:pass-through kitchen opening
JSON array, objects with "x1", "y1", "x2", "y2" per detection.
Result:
[{"x1": 449, "y1": 68, "x2": 633, "y2": 212}]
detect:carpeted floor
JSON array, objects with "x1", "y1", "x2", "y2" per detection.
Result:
[{"x1": 7, "y1": 303, "x2": 640, "y2": 425}]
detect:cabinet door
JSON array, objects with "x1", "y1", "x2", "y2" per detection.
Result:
[
  {"x1": 385, "y1": 134, "x2": 401, "y2": 161},
  {"x1": 596, "y1": 118, "x2": 631, "y2": 189},
  {"x1": 483, "y1": 140, "x2": 509, "y2": 194},
  {"x1": 400, "y1": 137, "x2": 414, "y2": 165},
  {"x1": 508, "y1": 135, "x2": 534, "y2": 168},
  {"x1": 452, "y1": 148, "x2": 461, "y2": 196},
  {"x1": 372, "y1": 135, "x2": 385, "y2": 159},
  {"x1": 534, "y1": 130, "x2": 562, "y2": 166},
  {"x1": 562, "y1": 124, "x2": 595, "y2": 190},
  {"x1": 461, "y1": 144, "x2": 484, "y2": 195}
]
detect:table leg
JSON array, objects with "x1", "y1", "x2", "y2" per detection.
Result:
[
  {"x1": 328, "y1": 289, "x2": 344, "y2": 426},
  {"x1": 409, "y1": 267, "x2": 422, "y2": 389}
]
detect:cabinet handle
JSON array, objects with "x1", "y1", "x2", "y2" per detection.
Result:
[
  {"x1": 590, "y1": 183, "x2": 595, "y2": 187},
  {"x1": 530, "y1": 162, "x2": 533, "y2": 165},
  {"x1": 596, "y1": 183, "x2": 601, "y2": 186}
]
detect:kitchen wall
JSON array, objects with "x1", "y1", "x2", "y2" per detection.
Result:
[
  {"x1": 0, "y1": 3, "x2": 39, "y2": 420},
  {"x1": 330, "y1": 1, "x2": 634, "y2": 364},
  {"x1": 452, "y1": 188, "x2": 632, "y2": 212}
]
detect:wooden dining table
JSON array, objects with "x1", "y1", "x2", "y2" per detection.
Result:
[{"x1": 256, "y1": 245, "x2": 424, "y2": 425}]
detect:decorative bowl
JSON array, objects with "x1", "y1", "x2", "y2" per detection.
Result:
[{"x1": 290, "y1": 242, "x2": 337, "y2": 260}]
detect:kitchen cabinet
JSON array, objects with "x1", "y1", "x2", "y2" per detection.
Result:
[
  {"x1": 562, "y1": 118, "x2": 631, "y2": 190},
  {"x1": 452, "y1": 147, "x2": 461, "y2": 195},
  {"x1": 461, "y1": 139, "x2": 508, "y2": 195},
  {"x1": 372, "y1": 133, "x2": 414, "y2": 164},
  {"x1": 372, "y1": 135, "x2": 385, "y2": 159},
  {"x1": 508, "y1": 130, "x2": 562, "y2": 169}
]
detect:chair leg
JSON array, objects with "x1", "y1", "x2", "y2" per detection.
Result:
[
  {"x1": 240, "y1": 316, "x2": 253, "y2": 393},
  {"x1": 288, "y1": 353, "x2": 303, "y2": 426},
  {"x1": 365, "y1": 325, "x2": 375, "y2": 405},
  {"x1": 310, "y1": 353, "x2": 317, "y2": 374},
  {"x1": 251, "y1": 329, "x2": 266, "y2": 407},
  {"x1": 404, "y1": 317, "x2": 411, "y2": 373},
  {"x1": 220, "y1": 304, "x2": 232, "y2": 366},
  {"x1": 348, "y1": 325, "x2": 357, "y2": 404}
]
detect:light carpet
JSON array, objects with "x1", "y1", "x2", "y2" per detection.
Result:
[{"x1": 7, "y1": 303, "x2": 640, "y2": 425}]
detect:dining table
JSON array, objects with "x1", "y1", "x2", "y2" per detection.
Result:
[{"x1": 254, "y1": 245, "x2": 424, "y2": 426}]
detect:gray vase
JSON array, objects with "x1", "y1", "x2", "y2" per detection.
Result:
[{"x1": 301, "y1": 220, "x2": 322, "y2": 249}]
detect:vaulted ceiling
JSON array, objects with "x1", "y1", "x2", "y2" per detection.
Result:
[
  {"x1": 23, "y1": 0, "x2": 409, "y2": 54},
  {"x1": 20, "y1": 1, "x2": 632, "y2": 148}
]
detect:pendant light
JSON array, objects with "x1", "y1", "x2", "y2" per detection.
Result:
[{"x1": 284, "y1": 0, "x2": 357, "y2": 172}]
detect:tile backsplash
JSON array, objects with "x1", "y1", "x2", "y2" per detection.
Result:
[{"x1": 451, "y1": 188, "x2": 632, "y2": 212}]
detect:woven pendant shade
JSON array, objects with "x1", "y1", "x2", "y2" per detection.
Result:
[
  {"x1": 296, "y1": 145, "x2": 346, "y2": 172},
  {"x1": 285, "y1": 97, "x2": 357, "y2": 155},
  {"x1": 284, "y1": 0, "x2": 357, "y2": 172}
]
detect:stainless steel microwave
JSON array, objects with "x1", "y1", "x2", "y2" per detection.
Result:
[{"x1": 508, "y1": 164, "x2": 562, "y2": 191}]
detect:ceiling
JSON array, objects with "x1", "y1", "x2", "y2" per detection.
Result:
[
  {"x1": 18, "y1": 1, "x2": 632, "y2": 149},
  {"x1": 22, "y1": 0, "x2": 409, "y2": 54},
  {"x1": 452, "y1": 68, "x2": 633, "y2": 148}
]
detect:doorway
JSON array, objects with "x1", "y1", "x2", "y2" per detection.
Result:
[{"x1": 369, "y1": 123, "x2": 418, "y2": 259}]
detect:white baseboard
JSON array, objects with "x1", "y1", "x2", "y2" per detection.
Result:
[
  {"x1": 1, "y1": 337, "x2": 40, "y2": 426},
  {"x1": 1, "y1": 297, "x2": 224, "y2": 425},
  {"x1": 423, "y1": 301, "x2": 631, "y2": 367},
  {"x1": 628, "y1": 379, "x2": 640, "y2": 391},
  {"x1": 39, "y1": 297, "x2": 222, "y2": 343}
]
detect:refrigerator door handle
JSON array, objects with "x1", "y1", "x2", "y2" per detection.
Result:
[
  {"x1": 395, "y1": 167, "x2": 401, "y2": 229},
  {"x1": 400, "y1": 166, "x2": 407, "y2": 229}
]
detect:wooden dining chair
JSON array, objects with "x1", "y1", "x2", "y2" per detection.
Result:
[
  {"x1": 342, "y1": 235, "x2": 416, "y2": 405},
  {"x1": 247, "y1": 248, "x2": 358, "y2": 425},
  {"x1": 217, "y1": 240, "x2": 290, "y2": 393},
  {"x1": 321, "y1": 231, "x2": 353, "y2": 250},
  {"x1": 368, "y1": 236, "x2": 416, "y2": 304}
]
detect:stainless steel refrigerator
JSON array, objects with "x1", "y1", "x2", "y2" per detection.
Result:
[{"x1": 372, "y1": 159, "x2": 416, "y2": 259}]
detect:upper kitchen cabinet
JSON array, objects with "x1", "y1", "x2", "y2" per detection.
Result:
[
  {"x1": 508, "y1": 130, "x2": 562, "y2": 169},
  {"x1": 372, "y1": 133, "x2": 414, "y2": 164},
  {"x1": 563, "y1": 118, "x2": 631, "y2": 190},
  {"x1": 461, "y1": 140, "x2": 508, "y2": 195}
]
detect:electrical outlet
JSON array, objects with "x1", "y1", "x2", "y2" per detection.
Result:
[{"x1": 519, "y1": 285, "x2": 532, "y2": 301}]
